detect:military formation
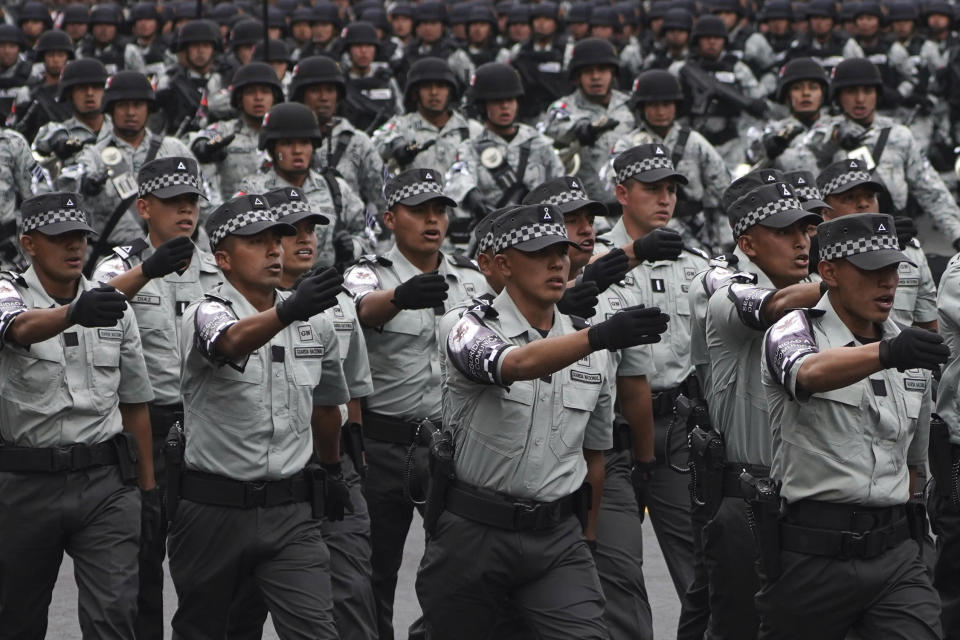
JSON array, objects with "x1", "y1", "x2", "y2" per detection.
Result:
[{"x1": 4, "y1": 1, "x2": 960, "y2": 640}]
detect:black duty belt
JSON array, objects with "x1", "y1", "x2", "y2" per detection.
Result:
[
  {"x1": 444, "y1": 481, "x2": 577, "y2": 531},
  {"x1": 148, "y1": 402, "x2": 184, "y2": 436},
  {"x1": 721, "y1": 463, "x2": 770, "y2": 499},
  {"x1": 779, "y1": 501, "x2": 910, "y2": 560},
  {"x1": 0, "y1": 436, "x2": 121, "y2": 473},
  {"x1": 181, "y1": 470, "x2": 311, "y2": 509},
  {"x1": 362, "y1": 411, "x2": 431, "y2": 445},
  {"x1": 652, "y1": 386, "x2": 683, "y2": 417}
]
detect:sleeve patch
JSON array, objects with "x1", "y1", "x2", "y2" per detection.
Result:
[
  {"x1": 765, "y1": 309, "x2": 819, "y2": 396},
  {"x1": 727, "y1": 282, "x2": 775, "y2": 330},
  {"x1": 0, "y1": 278, "x2": 27, "y2": 344},
  {"x1": 446, "y1": 310, "x2": 512, "y2": 386},
  {"x1": 194, "y1": 299, "x2": 238, "y2": 361},
  {"x1": 91, "y1": 254, "x2": 130, "y2": 283},
  {"x1": 343, "y1": 263, "x2": 381, "y2": 299}
]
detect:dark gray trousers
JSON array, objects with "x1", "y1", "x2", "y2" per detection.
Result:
[{"x1": 930, "y1": 488, "x2": 960, "y2": 639}]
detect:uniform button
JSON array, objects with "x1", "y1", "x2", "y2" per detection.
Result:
[
  {"x1": 276, "y1": 371, "x2": 281, "y2": 378},
  {"x1": 536, "y1": 438, "x2": 543, "y2": 446}
]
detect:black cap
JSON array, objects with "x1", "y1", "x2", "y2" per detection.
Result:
[
  {"x1": 522, "y1": 176, "x2": 607, "y2": 218},
  {"x1": 727, "y1": 182, "x2": 822, "y2": 238},
  {"x1": 385, "y1": 168, "x2": 458, "y2": 209},
  {"x1": 137, "y1": 157, "x2": 207, "y2": 200},
  {"x1": 265, "y1": 186, "x2": 330, "y2": 226},
  {"x1": 614, "y1": 143, "x2": 688, "y2": 185},
  {"x1": 783, "y1": 170, "x2": 830, "y2": 212},
  {"x1": 721, "y1": 169, "x2": 784, "y2": 212},
  {"x1": 205, "y1": 194, "x2": 296, "y2": 248},
  {"x1": 474, "y1": 205, "x2": 520, "y2": 254},
  {"x1": 491, "y1": 203, "x2": 577, "y2": 253},
  {"x1": 20, "y1": 192, "x2": 96, "y2": 237},
  {"x1": 816, "y1": 158, "x2": 884, "y2": 197},
  {"x1": 817, "y1": 213, "x2": 915, "y2": 269}
]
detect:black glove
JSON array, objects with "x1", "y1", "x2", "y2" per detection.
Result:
[
  {"x1": 391, "y1": 272, "x2": 448, "y2": 310},
  {"x1": 52, "y1": 136, "x2": 88, "y2": 161},
  {"x1": 633, "y1": 228, "x2": 683, "y2": 262},
  {"x1": 141, "y1": 236, "x2": 194, "y2": 279},
  {"x1": 462, "y1": 189, "x2": 487, "y2": 222},
  {"x1": 893, "y1": 216, "x2": 918, "y2": 247},
  {"x1": 746, "y1": 98, "x2": 770, "y2": 119},
  {"x1": 322, "y1": 461, "x2": 353, "y2": 521},
  {"x1": 587, "y1": 304, "x2": 670, "y2": 350},
  {"x1": 582, "y1": 248, "x2": 630, "y2": 292},
  {"x1": 389, "y1": 139, "x2": 419, "y2": 166},
  {"x1": 81, "y1": 171, "x2": 108, "y2": 197},
  {"x1": 837, "y1": 128, "x2": 864, "y2": 151},
  {"x1": 191, "y1": 133, "x2": 235, "y2": 163},
  {"x1": 557, "y1": 280, "x2": 599, "y2": 318},
  {"x1": 275, "y1": 267, "x2": 343, "y2": 324},
  {"x1": 67, "y1": 285, "x2": 127, "y2": 327},
  {"x1": 333, "y1": 235, "x2": 358, "y2": 267},
  {"x1": 630, "y1": 459, "x2": 656, "y2": 522},
  {"x1": 139, "y1": 487, "x2": 162, "y2": 562},
  {"x1": 762, "y1": 132, "x2": 790, "y2": 160},
  {"x1": 572, "y1": 117, "x2": 620, "y2": 146},
  {"x1": 879, "y1": 327, "x2": 950, "y2": 372}
]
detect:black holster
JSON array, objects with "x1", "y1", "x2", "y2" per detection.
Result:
[
  {"x1": 163, "y1": 423, "x2": 184, "y2": 521},
  {"x1": 741, "y1": 472, "x2": 783, "y2": 581},
  {"x1": 612, "y1": 417, "x2": 632, "y2": 452},
  {"x1": 688, "y1": 425, "x2": 725, "y2": 515},
  {"x1": 575, "y1": 481, "x2": 593, "y2": 533},
  {"x1": 341, "y1": 421, "x2": 367, "y2": 479},
  {"x1": 929, "y1": 414, "x2": 954, "y2": 499},
  {"x1": 113, "y1": 432, "x2": 139, "y2": 484},
  {"x1": 305, "y1": 463, "x2": 328, "y2": 520},
  {"x1": 423, "y1": 430, "x2": 455, "y2": 537},
  {"x1": 906, "y1": 498, "x2": 929, "y2": 547}
]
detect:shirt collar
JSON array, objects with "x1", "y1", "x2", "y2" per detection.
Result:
[{"x1": 492, "y1": 287, "x2": 561, "y2": 340}]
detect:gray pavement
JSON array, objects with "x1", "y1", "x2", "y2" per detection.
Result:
[{"x1": 48, "y1": 513, "x2": 680, "y2": 639}]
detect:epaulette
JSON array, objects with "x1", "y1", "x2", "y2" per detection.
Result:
[
  {"x1": 447, "y1": 252, "x2": 480, "y2": 272},
  {"x1": 685, "y1": 246, "x2": 710, "y2": 260},
  {"x1": 595, "y1": 236, "x2": 615, "y2": 247},
  {"x1": 203, "y1": 291, "x2": 232, "y2": 306},
  {"x1": 708, "y1": 252, "x2": 739, "y2": 268},
  {"x1": 358, "y1": 254, "x2": 392, "y2": 268},
  {"x1": 113, "y1": 238, "x2": 150, "y2": 260},
  {"x1": 466, "y1": 297, "x2": 498, "y2": 320},
  {"x1": 569, "y1": 315, "x2": 591, "y2": 330},
  {"x1": 909, "y1": 237, "x2": 921, "y2": 249},
  {"x1": 0, "y1": 270, "x2": 25, "y2": 288}
]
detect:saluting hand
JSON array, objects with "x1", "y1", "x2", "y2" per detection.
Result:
[
  {"x1": 588, "y1": 304, "x2": 670, "y2": 351},
  {"x1": 67, "y1": 284, "x2": 127, "y2": 327}
]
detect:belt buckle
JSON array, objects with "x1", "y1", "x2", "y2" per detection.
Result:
[
  {"x1": 839, "y1": 530, "x2": 867, "y2": 559},
  {"x1": 246, "y1": 481, "x2": 268, "y2": 507},
  {"x1": 512, "y1": 501, "x2": 539, "y2": 529}
]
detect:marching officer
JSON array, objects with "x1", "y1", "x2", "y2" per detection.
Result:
[
  {"x1": 239, "y1": 102, "x2": 369, "y2": 271},
  {"x1": 541, "y1": 38, "x2": 635, "y2": 202},
  {"x1": 417, "y1": 202, "x2": 668, "y2": 639},
  {"x1": 289, "y1": 55, "x2": 386, "y2": 214},
  {"x1": 397, "y1": 1, "x2": 474, "y2": 91},
  {"x1": 508, "y1": 1, "x2": 569, "y2": 122},
  {"x1": 342, "y1": 168, "x2": 489, "y2": 640},
  {"x1": 156, "y1": 19, "x2": 228, "y2": 135},
  {"x1": 612, "y1": 70, "x2": 731, "y2": 253},
  {"x1": 741, "y1": 0, "x2": 795, "y2": 99},
  {"x1": 446, "y1": 62, "x2": 563, "y2": 224},
  {"x1": 0, "y1": 126, "x2": 46, "y2": 271},
  {"x1": 168, "y1": 193, "x2": 350, "y2": 638},
  {"x1": 0, "y1": 192, "x2": 154, "y2": 638},
  {"x1": 129, "y1": 2, "x2": 175, "y2": 82},
  {"x1": 785, "y1": 0, "x2": 863, "y2": 74},
  {"x1": 91, "y1": 157, "x2": 219, "y2": 640},
  {"x1": 0, "y1": 24, "x2": 32, "y2": 123},
  {"x1": 643, "y1": 8, "x2": 692, "y2": 71},
  {"x1": 12, "y1": 29, "x2": 74, "y2": 143},
  {"x1": 760, "y1": 213, "x2": 945, "y2": 638},
  {"x1": 373, "y1": 57, "x2": 481, "y2": 178},
  {"x1": 191, "y1": 62, "x2": 284, "y2": 201},
  {"x1": 339, "y1": 21, "x2": 404, "y2": 134},
  {"x1": 77, "y1": 4, "x2": 146, "y2": 75}
]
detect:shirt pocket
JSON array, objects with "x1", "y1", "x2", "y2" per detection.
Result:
[
  {"x1": 0, "y1": 341, "x2": 63, "y2": 412},
  {"x1": 468, "y1": 381, "x2": 533, "y2": 458},
  {"x1": 793, "y1": 385, "x2": 865, "y2": 462},
  {"x1": 290, "y1": 353, "x2": 324, "y2": 433},
  {"x1": 551, "y1": 382, "x2": 601, "y2": 459},
  {"x1": 383, "y1": 310, "x2": 423, "y2": 336},
  {"x1": 209, "y1": 357, "x2": 264, "y2": 428},
  {"x1": 90, "y1": 336, "x2": 121, "y2": 413}
]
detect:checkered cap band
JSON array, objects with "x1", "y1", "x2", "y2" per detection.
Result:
[
  {"x1": 793, "y1": 184, "x2": 822, "y2": 202},
  {"x1": 477, "y1": 230, "x2": 495, "y2": 253},
  {"x1": 733, "y1": 197, "x2": 804, "y2": 237},
  {"x1": 138, "y1": 171, "x2": 201, "y2": 197},
  {"x1": 821, "y1": 170, "x2": 872, "y2": 197},
  {"x1": 271, "y1": 199, "x2": 313, "y2": 220},
  {"x1": 494, "y1": 222, "x2": 568, "y2": 253},
  {"x1": 209, "y1": 208, "x2": 277, "y2": 246},
  {"x1": 616, "y1": 156, "x2": 673, "y2": 184},
  {"x1": 819, "y1": 234, "x2": 899, "y2": 262},
  {"x1": 543, "y1": 186, "x2": 589, "y2": 207},
  {"x1": 21, "y1": 207, "x2": 89, "y2": 233},
  {"x1": 386, "y1": 180, "x2": 445, "y2": 209}
]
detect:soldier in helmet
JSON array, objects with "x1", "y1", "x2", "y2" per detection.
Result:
[
  {"x1": 748, "y1": 57, "x2": 829, "y2": 173},
  {"x1": 463, "y1": 4, "x2": 502, "y2": 68},
  {"x1": 507, "y1": 1, "x2": 570, "y2": 122},
  {"x1": 643, "y1": 8, "x2": 693, "y2": 70},
  {"x1": 707, "y1": 0, "x2": 753, "y2": 56},
  {"x1": 373, "y1": 57, "x2": 481, "y2": 178},
  {"x1": 785, "y1": 0, "x2": 863, "y2": 75},
  {"x1": 396, "y1": 2, "x2": 474, "y2": 91},
  {"x1": 61, "y1": 4, "x2": 89, "y2": 47},
  {"x1": 797, "y1": 58, "x2": 960, "y2": 252},
  {"x1": 77, "y1": 4, "x2": 147, "y2": 75},
  {"x1": 388, "y1": 3, "x2": 415, "y2": 47},
  {"x1": 17, "y1": 1, "x2": 52, "y2": 51},
  {"x1": 129, "y1": 3, "x2": 176, "y2": 82},
  {"x1": 611, "y1": 70, "x2": 731, "y2": 254},
  {"x1": 289, "y1": 55, "x2": 386, "y2": 216},
  {"x1": 59, "y1": 71, "x2": 215, "y2": 247},
  {"x1": 156, "y1": 19, "x2": 229, "y2": 136},
  {"x1": 541, "y1": 38, "x2": 635, "y2": 202},
  {"x1": 220, "y1": 19, "x2": 265, "y2": 82},
  {"x1": 339, "y1": 21, "x2": 404, "y2": 134},
  {"x1": 742, "y1": 0, "x2": 796, "y2": 99},
  {"x1": 12, "y1": 30, "x2": 74, "y2": 143},
  {"x1": 0, "y1": 25, "x2": 33, "y2": 123},
  {"x1": 239, "y1": 102, "x2": 369, "y2": 271},
  {"x1": 446, "y1": 63, "x2": 563, "y2": 225},
  {"x1": 191, "y1": 62, "x2": 284, "y2": 201},
  {"x1": 297, "y1": 3, "x2": 343, "y2": 61},
  {"x1": 33, "y1": 59, "x2": 113, "y2": 170},
  {"x1": 251, "y1": 38, "x2": 293, "y2": 90}
]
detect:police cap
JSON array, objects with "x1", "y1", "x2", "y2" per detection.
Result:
[
  {"x1": 816, "y1": 158, "x2": 885, "y2": 197},
  {"x1": 384, "y1": 168, "x2": 458, "y2": 210},
  {"x1": 783, "y1": 170, "x2": 830, "y2": 212},
  {"x1": 522, "y1": 176, "x2": 608, "y2": 218},
  {"x1": 721, "y1": 169, "x2": 784, "y2": 212},
  {"x1": 20, "y1": 193, "x2": 96, "y2": 237},
  {"x1": 614, "y1": 144, "x2": 688, "y2": 186},
  {"x1": 491, "y1": 203, "x2": 578, "y2": 254},
  {"x1": 265, "y1": 186, "x2": 330, "y2": 226},
  {"x1": 727, "y1": 182, "x2": 822, "y2": 238},
  {"x1": 137, "y1": 157, "x2": 207, "y2": 200},
  {"x1": 818, "y1": 213, "x2": 915, "y2": 269},
  {"x1": 206, "y1": 194, "x2": 296, "y2": 250}
]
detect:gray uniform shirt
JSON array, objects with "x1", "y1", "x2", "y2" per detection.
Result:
[
  {"x1": 343, "y1": 247, "x2": 490, "y2": 422},
  {"x1": 191, "y1": 117, "x2": 265, "y2": 201},
  {"x1": 763, "y1": 295, "x2": 931, "y2": 506},
  {"x1": 325, "y1": 290, "x2": 374, "y2": 399},
  {"x1": 180, "y1": 278, "x2": 350, "y2": 481},
  {"x1": 936, "y1": 253, "x2": 960, "y2": 443},
  {"x1": 372, "y1": 110, "x2": 483, "y2": 176},
  {"x1": 890, "y1": 240, "x2": 937, "y2": 328},
  {"x1": 92, "y1": 239, "x2": 222, "y2": 406},
  {"x1": 314, "y1": 117, "x2": 386, "y2": 214},
  {"x1": 440, "y1": 289, "x2": 613, "y2": 501},
  {"x1": 0, "y1": 267, "x2": 153, "y2": 447}
]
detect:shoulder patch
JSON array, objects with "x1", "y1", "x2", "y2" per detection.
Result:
[
  {"x1": 446, "y1": 307, "x2": 512, "y2": 386},
  {"x1": 343, "y1": 262, "x2": 382, "y2": 298},
  {"x1": 194, "y1": 297, "x2": 239, "y2": 362},
  {"x1": 91, "y1": 253, "x2": 131, "y2": 283},
  {"x1": 569, "y1": 314, "x2": 591, "y2": 331},
  {"x1": 727, "y1": 282, "x2": 775, "y2": 331},
  {"x1": 764, "y1": 309, "x2": 819, "y2": 399},
  {"x1": 447, "y1": 253, "x2": 481, "y2": 272}
]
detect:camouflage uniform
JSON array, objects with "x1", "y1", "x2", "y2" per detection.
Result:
[
  {"x1": 33, "y1": 114, "x2": 114, "y2": 168},
  {"x1": 0, "y1": 129, "x2": 48, "y2": 269},
  {"x1": 76, "y1": 41, "x2": 146, "y2": 75},
  {"x1": 540, "y1": 88, "x2": 636, "y2": 201},
  {"x1": 444, "y1": 123, "x2": 564, "y2": 213},
  {"x1": 372, "y1": 110, "x2": 483, "y2": 176},
  {"x1": 748, "y1": 113, "x2": 822, "y2": 173},
  {"x1": 189, "y1": 118, "x2": 265, "y2": 201},
  {"x1": 314, "y1": 117, "x2": 386, "y2": 214},
  {"x1": 239, "y1": 169, "x2": 370, "y2": 270}
]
